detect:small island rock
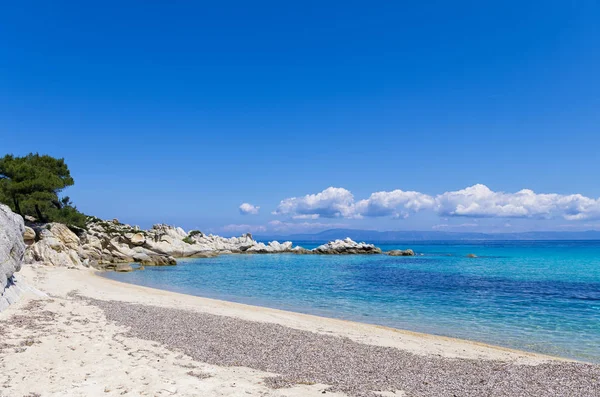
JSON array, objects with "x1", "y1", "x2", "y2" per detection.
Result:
[
  {"x1": 313, "y1": 238, "x2": 381, "y2": 255},
  {"x1": 388, "y1": 249, "x2": 415, "y2": 256}
]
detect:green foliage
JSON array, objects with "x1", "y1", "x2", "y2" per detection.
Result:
[
  {"x1": 0, "y1": 153, "x2": 86, "y2": 228},
  {"x1": 189, "y1": 230, "x2": 202, "y2": 237},
  {"x1": 47, "y1": 202, "x2": 87, "y2": 229},
  {"x1": 87, "y1": 216, "x2": 102, "y2": 224},
  {"x1": 182, "y1": 236, "x2": 194, "y2": 245}
]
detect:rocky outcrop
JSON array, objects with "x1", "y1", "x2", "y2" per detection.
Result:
[
  {"x1": 312, "y1": 238, "x2": 382, "y2": 255},
  {"x1": 388, "y1": 249, "x2": 415, "y2": 256},
  {"x1": 22, "y1": 216, "x2": 386, "y2": 271},
  {"x1": 0, "y1": 204, "x2": 26, "y2": 311},
  {"x1": 24, "y1": 219, "x2": 176, "y2": 269},
  {"x1": 145, "y1": 226, "x2": 296, "y2": 256},
  {"x1": 24, "y1": 223, "x2": 85, "y2": 268},
  {"x1": 245, "y1": 240, "x2": 293, "y2": 253}
]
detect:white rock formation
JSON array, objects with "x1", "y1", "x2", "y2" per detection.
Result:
[
  {"x1": 312, "y1": 238, "x2": 382, "y2": 254},
  {"x1": 0, "y1": 204, "x2": 26, "y2": 311},
  {"x1": 246, "y1": 240, "x2": 294, "y2": 253},
  {"x1": 24, "y1": 223, "x2": 85, "y2": 268},
  {"x1": 24, "y1": 220, "x2": 177, "y2": 268},
  {"x1": 21, "y1": 216, "x2": 385, "y2": 271}
]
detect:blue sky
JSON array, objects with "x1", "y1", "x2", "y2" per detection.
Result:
[{"x1": 1, "y1": 1, "x2": 599, "y2": 235}]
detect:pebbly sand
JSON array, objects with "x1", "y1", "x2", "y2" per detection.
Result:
[{"x1": 0, "y1": 265, "x2": 598, "y2": 396}]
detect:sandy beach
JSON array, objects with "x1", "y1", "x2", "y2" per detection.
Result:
[{"x1": 1, "y1": 265, "x2": 598, "y2": 397}]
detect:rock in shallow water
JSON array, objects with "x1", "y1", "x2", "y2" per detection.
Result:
[
  {"x1": 115, "y1": 263, "x2": 133, "y2": 272},
  {"x1": 313, "y1": 238, "x2": 382, "y2": 255},
  {"x1": 388, "y1": 249, "x2": 415, "y2": 256}
]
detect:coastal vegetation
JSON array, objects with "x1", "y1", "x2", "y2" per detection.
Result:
[{"x1": 0, "y1": 153, "x2": 86, "y2": 228}]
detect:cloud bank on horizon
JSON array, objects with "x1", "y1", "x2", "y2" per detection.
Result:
[{"x1": 273, "y1": 184, "x2": 600, "y2": 221}]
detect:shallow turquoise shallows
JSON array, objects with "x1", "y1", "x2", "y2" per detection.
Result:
[{"x1": 103, "y1": 241, "x2": 600, "y2": 363}]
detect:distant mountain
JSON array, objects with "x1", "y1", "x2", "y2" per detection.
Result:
[{"x1": 255, "y1": 228, "x2": 600, "y2": 242}]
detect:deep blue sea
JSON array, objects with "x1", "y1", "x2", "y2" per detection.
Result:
[{"x1": 103, "y1": 241, "x2": 600, "y2": 363}]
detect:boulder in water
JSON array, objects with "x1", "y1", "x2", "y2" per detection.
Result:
[
  {"x1": 312, "y1": 238, "x2": 382, "y2": 255},
  {"x1": 388, "y1": 249, "x2": 415, "y2": 256},
  {"x1": 115, "y1": 263, "x2": 133, "y2": 272}
]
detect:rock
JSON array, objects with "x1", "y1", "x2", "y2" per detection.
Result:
[
  {"x1": 388, "y1": 249, "x2": 415, "y2": 256},
  {"x1": 0, "y1": 204, "x2": 26, "y2": 311},
  {"x1": 22, "y1": 216, "x2": 385, "y2": 273},
  {"x1": 191, "y1": 251, "x2": 219, "y2": 258},
  {"x1": 48, "y1": 223, "x2": 80, "y2": 249},
  {"x1": 312, "y1": 238, "x2": 382, "y2": 255},
  {"x1": 23, "y1": 226, "x2": 36, "y2": 245},
  {"x1": 24, "y1": 215, "x2": 38, "y2": 223},
  {"x1": 112, "y1": 218, "x2": 120, "y2": 224},
  {"x1": 25, "y1": 233, "x2": 84, "y2": 268},
  {"x1": 129, "y1": 232, "x2": 146, "y2": 246},
  {"x1": 24, "y1": 223, "x2": 85, "y2": 268},
  {"x1": 140, "y1": 255, "x2": 176, "y2": 266},
  {"x1": 246, "y1": 240, "x2": 294, "y2": 253},
  {"x1": 467, "y1": 253, "x2": 478, "y2": 258},
  {"x1": 115, "y1": 263, "x2": 133, "y2": 272}
]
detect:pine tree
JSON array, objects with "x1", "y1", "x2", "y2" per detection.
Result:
[{"x1": 0, "y1": 153, "x2": 86, "y2": 227}]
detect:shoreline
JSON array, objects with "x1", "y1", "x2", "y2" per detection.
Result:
[
  {"x1": 101, "y1": 264, "x2": 584, "y2": 364},
  {"x1": 95, "y1": 268, "x2": 568, "y2": 363},
  {"x1": 2, "y1": 265, "x2": 598, "y2": 396},
  {"x1": 90, "y1": 267, "x2": 567, "y2": 362}
]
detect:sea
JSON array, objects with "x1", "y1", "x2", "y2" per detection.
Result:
[{"x1": 103, "y1": 240, "x2": 600, "y2": 363}]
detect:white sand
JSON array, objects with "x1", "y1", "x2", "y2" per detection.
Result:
[{"x1": 0, "y1": 265, "x2": 561, "y2": 397}]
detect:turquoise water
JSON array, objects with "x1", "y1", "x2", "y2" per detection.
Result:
[{"x1": 103, "y1": 241, "x2": 600, "y2": 363}]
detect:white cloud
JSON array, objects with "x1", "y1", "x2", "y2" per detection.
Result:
[
  {"x1": 273, "y1": 187, "x2": 355, "y2": 218},
  {"x1": 355, "y1": 190, "x2": 435, "y2": 218},
  {"x1": 273, "y1": 184, "x2": 600, "y2": 221},
  {"x1": 435, "y1": 184, "x2": 600, "y2": 220},
  {"x1": 239, "y1": 202, "x2": 260, "y2": 215}
]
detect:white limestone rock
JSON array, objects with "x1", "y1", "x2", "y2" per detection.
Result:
[
  {"x1": 246, "y1": 240, "x2": 294, "y2": 253},
  {"x1": 0, "y1": 204, "x2": 26, "y2": 311},
  {"x1": 24, "y1": 226, "x2": 85, "y2": 268},
  {"x1": 312, "y1": 238, "x2": 382, "y2": 255}
]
